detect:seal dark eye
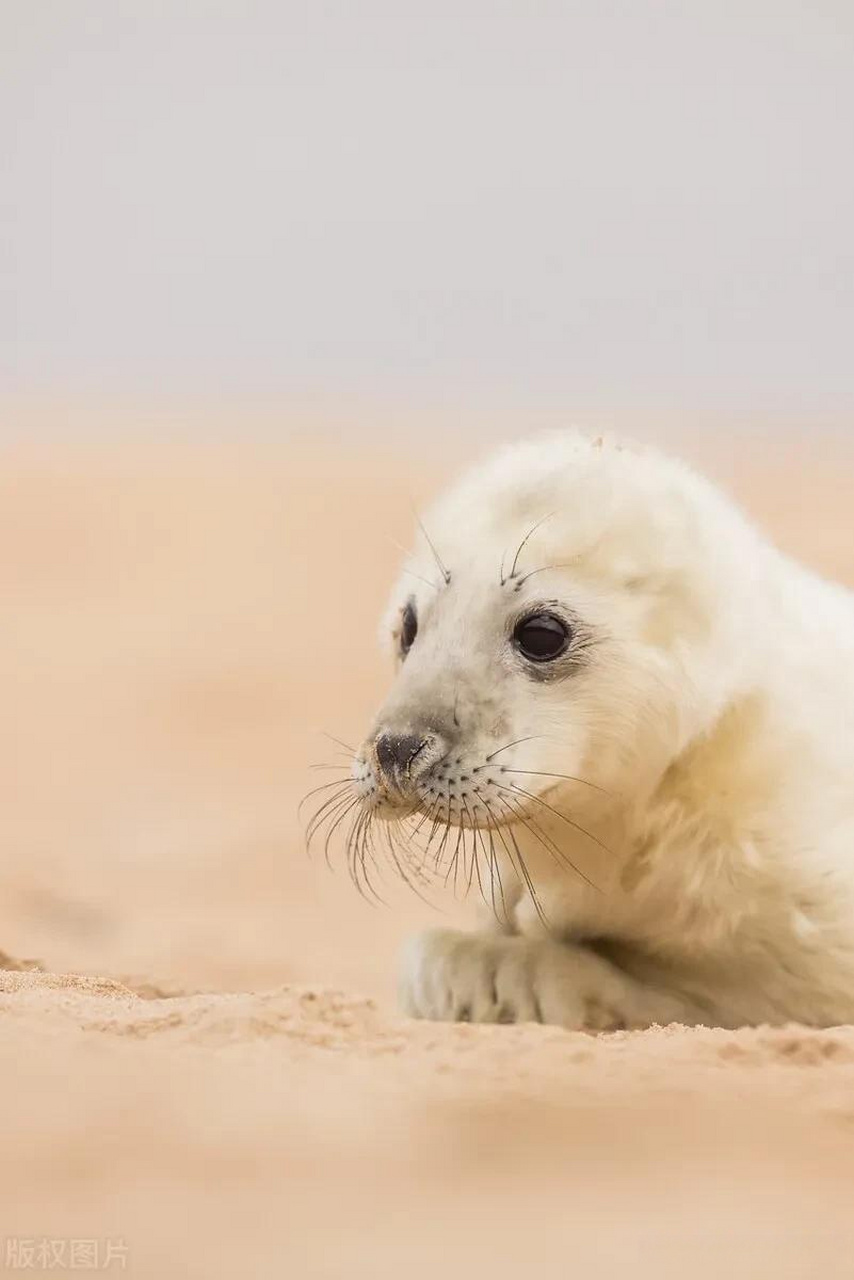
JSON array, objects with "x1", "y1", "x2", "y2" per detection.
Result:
[
  {"x1": 513, "y1": 611, "x2": 570, "y2": 663},
  {"x1": 400, "y1": 601, "x2": 418, "y2": 657}
]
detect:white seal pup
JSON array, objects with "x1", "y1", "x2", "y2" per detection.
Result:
[{"x1": 345, "y1": 432, "x2": 854, "y2": 1030}]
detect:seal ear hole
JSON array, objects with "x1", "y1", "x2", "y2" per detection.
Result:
[{"x1": 623, "y1": 575, "x2": 652, "y2": 592}]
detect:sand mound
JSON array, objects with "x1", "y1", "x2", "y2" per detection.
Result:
[{"x1": 3, "y1": 968, "x2": 854, "y2": 1278}]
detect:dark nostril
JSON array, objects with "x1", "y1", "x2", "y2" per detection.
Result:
[{"x1": 374, "y1": 732, "x2": 428, "y2": 782}]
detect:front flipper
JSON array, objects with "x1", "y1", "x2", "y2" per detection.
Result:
[{"x1": 400, "y1": 928, "x2": 696, "y2": 1030}]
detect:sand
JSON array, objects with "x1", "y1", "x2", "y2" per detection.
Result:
[{"x1": 2, "y1": 419, "x2": 854, "y2": 1278}]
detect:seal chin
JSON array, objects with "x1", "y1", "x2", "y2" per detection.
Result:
[{"x1": 371, "y1": 794, "x2": 421, "y2": 821}]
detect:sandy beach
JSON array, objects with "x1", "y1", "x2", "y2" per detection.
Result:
[{"x1": 3, "y1": 420, "x2": 854, "y2": 1278}]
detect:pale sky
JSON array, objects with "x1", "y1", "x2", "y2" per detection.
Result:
[{"x1": 2, "y1": 2, "x2": 853, "y2": 417}]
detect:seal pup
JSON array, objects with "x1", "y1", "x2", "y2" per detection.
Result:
[{"x1": 337, "y1": 432, "x2": 854, "y2": 1029}]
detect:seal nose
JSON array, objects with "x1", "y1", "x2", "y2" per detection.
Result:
[{"x1": 374, "y1": 731, "x2": 445, "y2": 794}]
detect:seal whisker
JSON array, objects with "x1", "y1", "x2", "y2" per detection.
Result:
[
  {"x1": 406, "y1": 799, "x2": 443, "y2": 878},
  {"x1": 432, "y1": 807, "x2": 454, "y2": 872},
  {"x1": 445, "y1": 817, "x2": 466, "y2": 893},
  {"x1": 512, "y1": 562, "x2": 577, "y2": 587},
  {"x1": 476, "y1": 816, "x2": 508, "y2": 925},
  {"x1": 485, "y1": 736, "x2": 547, "y2": 762},
  {"x1": 394, "y1": 817, "x2": 433, "y2": 887},
  {"x1": 320, "y1": 731, "x2": 356, "y2": 754},
  {"x1": 502, "y1": 768, "x2": 611, "y2": 796},
  {"x1": 460, "y1": 799, "x2": 485, "y2": 903},
  {"x1": 343, "y1": 806, "x2": 363, "y2": 894},
  {"x1": 387, "y1": 534, "x2": 442, "y2": 591},
  {"x1": 346, "y1": 807, "x2": 373, "y2": 901},
  {"x1": 401, "y1": 568, "x2": 442, "y2": 592},
  {"x1": 358, "y1": 810, "x2": 387, "y2": 904},
  {"x1": 307, "y1": 799, "x2": 357, "y2": 876},
  {"x1": 302, "y1": 778, "x2": 351, "y2": 824},
  {"x1": 504, "y1": 781, "x2": 615, "y2": 858},
  {"x1": 493, "y1": 802, "x2": 550, "y2": 926},
  {"x1": 298, "y1": 776, "x2": 353, "y2": 818},
  {"x1": 422, "y1": 806, "x2": 445, "y2": 860},
  {"x1": 323, "y1": 794, "x2": 362, "y2": 872},
  {"x1": 498, "y1": 791, "x2": 599, "y2": 892},
  {"x1": 357, "y1": 809, "x2": 387, "y2": 904},
  {"x1": 409, "y1": 805, "x2": 436, "y2": 841},
  {"x1": 414, "y1": 511, "x2": 452, "y2": 585},
  {"x1": 502, "y1": 510, "x2": 558, "y2": 584},
  {"x1": 381, "y1": 819, "x2": 436, "y2": 907},
  {"x1": 485, "y1": 816, "x2": 509, "y2": 924},
  {"x1": 306, "y1": 788, "x2": 356, "y2": 856},
  {"x1": 303, "y1": 785, "x2": 353, "y2": 844}
]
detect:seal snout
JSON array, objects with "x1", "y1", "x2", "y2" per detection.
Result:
[{"x1": 373, "y1": 729, "x2": 448, "y2": 799}]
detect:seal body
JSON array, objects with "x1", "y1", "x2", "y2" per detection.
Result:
[{"x1": 353, "y1": 432, "x2": 854, "y2": 1029}]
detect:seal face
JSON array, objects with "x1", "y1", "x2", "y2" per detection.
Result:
[
  {"x1": 354, "y1": 432, "x2": 756, "y2": 843},
  {"x1": 311, "y1": 431, "x2": 854, "y2": 1031}
]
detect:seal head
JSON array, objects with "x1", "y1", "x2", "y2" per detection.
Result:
[{"x1": 354, "y1": 431, "x2": 766, "y2": 845}]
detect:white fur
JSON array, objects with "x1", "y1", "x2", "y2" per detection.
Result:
[{"x1": 358, "y1": 432, "x2": 854, "y2": 1030}]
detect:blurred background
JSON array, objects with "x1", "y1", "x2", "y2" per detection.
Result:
[
  {"x1": 3, "y1": 7, "x2": 854, "y2": 1277},
  {"x1": 4, "y1": 1, "x2": 853, "y2": 420},
  {"x1": 1, "y1": 0, "x2": 853, "y2": 995}
]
